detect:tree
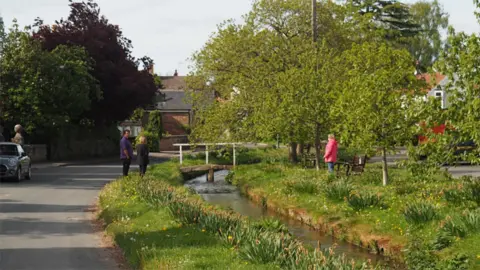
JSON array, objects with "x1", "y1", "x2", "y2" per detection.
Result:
[
  {"x1": 348, "y1": 0, "x2": 420, "y2": 42},
  {"x1": 146, "y1": 111, "x2": 163, "y2": 140},
  {"x1": 0, "y1": 16, "x2": 5, "y2": 52},
  {"x1": 188, "y1": 0, "x2": 356, "y2": 163},
  {"x1": 0, "y1": 21, "x2": 99, "y2": 136},
  {"x1": 333, "y1": 42, "x2": 422, "y2": 186},
  {"x1": 408, "y1": 0, "x2": 449, "y2": 72},
  {"x1": 33, "y1": 0, "x2": 157, "y2": 125}
]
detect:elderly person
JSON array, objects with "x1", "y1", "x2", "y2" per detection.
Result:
[
  {"x1": 11, "y1": 124, "x2": 24, "y2": 146},
  {"x1": 324, "y1": 134, "x2": 338, "y2": 174},
  {"x1": 136, "y1": 136, "x2": 149, "y2": 177}
]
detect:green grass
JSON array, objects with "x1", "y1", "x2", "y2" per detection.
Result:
[
  {"x1": 230, "y1": 160, "x2": 480, "y2": 269},
  {"x1": 99, "y1": 180, "x2": 277, "y2": 270}
]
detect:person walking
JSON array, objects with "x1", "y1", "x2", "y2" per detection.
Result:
[
  {"x1": 136, "y1": 136, "x2": 149, "y2": 177},
  {"x1": 324, "y1": 134, "x2": 338, "y2": 174},
  {"x1": 120, "y1": 130, "x2": 133, "y2": 177}
]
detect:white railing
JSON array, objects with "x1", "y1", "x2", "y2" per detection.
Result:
[{"x1": 172, "y1": 143, "x2": 242, "y2": 167}]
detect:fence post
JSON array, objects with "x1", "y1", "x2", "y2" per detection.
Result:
[
  {"x1": 179, "y1": 145, "x2": 183, "y2": 165},
  {"x1": 206, "y1": 145, "x2": 209, "y2": 164}
]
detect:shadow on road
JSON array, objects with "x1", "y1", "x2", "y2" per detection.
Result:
[
  {"x1": 0, "y1": 218, "x2": 93, "y2": 236},
  {"x1": 0, "y1": 247, "x2": 117, "y2": 270},
  {"x1": 0, "y1": 203, "x2": 88, "y2": 213}
]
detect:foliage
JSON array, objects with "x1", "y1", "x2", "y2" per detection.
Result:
[
  {"x1": 284, "y1": 179, "x2": 320, "y2": 195},
  {"x1": 324, "y1": 179, "x2": 353, "y2": 201},
  {"x1": 146, "y1": 110, "x2": 163, "y2": 139},
  {"x1": 403, "y1": 201, "x2": 438, "y2": 224},
  {"x1": 33, "y1": 0, "x2": 157, "y2": 125},
  {"x1": 0, "y1": 21, "x2": 99, "y2": 134},
  {"x1": 348, "y1": 0, "x2": 420, "y2": 41},
  {"x1": 347, "y1": 191, "x2": 384, "y2": 210},
  {"x1": 116, "y1": 162, "x2": 377, "y2": 269},
  {"x1": 135, "y1": 130, "x2": 159, "y2": 152},
  {"x1": 333, "y1": 42, "x2": 423, "y2": 185},
  {"x1": 129, "y1": 108, "x2": 145, "y2": 123},
  {"x1": 407, "y1": 0, "x2": 449, "y2": 72}
]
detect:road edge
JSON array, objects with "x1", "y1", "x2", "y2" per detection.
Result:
[{"x1": 85, "y1": 198, "x2": 131, "y2": 270}]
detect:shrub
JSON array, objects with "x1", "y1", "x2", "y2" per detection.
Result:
[
  {"x1": 146, "y1": 110, "x2": 163, "y2": 139},
  {"x1": 252, "y1": 218, "x2": 289, "y2": 234},
  {"x1": 225, "y1": 171, "x2": 235, "y2": 184},
  {"x1": 403, "y1": 202, "x2": 438, "y2": 224},
  {"x1": 135, "y1": 130, "x2": 159, "y2": 152},
  {"x1": 465, "y1": 179, "x2": 480, "y2": 205},
  {"x1": 443, "y1": 188, "x2": 469, "y2": 205},
  {"x1": 347, "y1": 191, "x2": 383, "y2": 210},
  {"x1": 324, "y1": 180, "x2": 353, "y2": 201}
]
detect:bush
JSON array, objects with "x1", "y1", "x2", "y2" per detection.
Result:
[
  {"x1": 443, "y1": 188, "x2": 469, "y2": 205},
  {"x1": 403, "y1": 202, "x2": 438, "y2": 224},
  {"x1": 135, "y1": 130, "x2": 159, "y2": 152},
  {"x1": 347, "y1": 191, "x2": 383, "y2": 210},
  {"x1": 465, "y1": 179, "x2": 480, "y2": 205},
  {"x1": 146, "y1": 110, "x2": 163, "y2": 139},
  {"x1": 324, "y1": 180, "x2": 353, "y2": 201}
]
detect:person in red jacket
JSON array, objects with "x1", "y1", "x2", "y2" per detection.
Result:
[{"x1": 324, "y1": 134, "x2": 338, "y2": 174}]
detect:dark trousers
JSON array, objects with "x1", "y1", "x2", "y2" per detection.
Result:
[
  {"x1": 122, "y1": 158, "x2": 131, "y2": 176},
  {"x1": 327, "y1": 162, "x2": 335, "y2": 173},
  {"x1": 139, "y1": 164, "x2": 148, "y2": 176}
]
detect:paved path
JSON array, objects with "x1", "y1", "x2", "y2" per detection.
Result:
[{"x1": 0, "y1": 158, "x2": 165, "y2": 270}]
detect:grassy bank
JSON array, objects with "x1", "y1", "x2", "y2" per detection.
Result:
[
  {"x1": 230, "y1": 154, "x2": 480, "y2": 269},
  {"x1": 98, "y1": 160, "x2": 376, "y2": 269}
]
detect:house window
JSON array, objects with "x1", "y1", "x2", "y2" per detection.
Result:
[{"x1": 434, "y1": 91, "x2": 446, "y2": 109}]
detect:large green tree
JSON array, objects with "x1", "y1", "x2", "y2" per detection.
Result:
[
  {"x1": 188, "y1": 0, "x2": 357, "y2": 163},
  {"x1": 333, "y1": 42, "x2": 422, "y2": 185},
  {"x1": 0, "y1": 21, "x2": 100, "y2": 136},
  {"x1": 408, "y1": 0, "x2": 449, "y2": 72}
]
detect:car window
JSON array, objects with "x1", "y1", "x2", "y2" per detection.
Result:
[{"x1": 0, "y1": 145, "x2": 19, "y2": 156}]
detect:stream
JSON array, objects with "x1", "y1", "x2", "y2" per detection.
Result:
[{"x1": 185, "y1": 170, "x2": 397, "y2": 268}]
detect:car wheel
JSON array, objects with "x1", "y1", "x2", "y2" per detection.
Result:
[
  {"x1": 15, "y1": 167, "x2": 22, "y2": 182},
  {"x1": 25, "y1": 165, "x2": 31, "y2": 180}
]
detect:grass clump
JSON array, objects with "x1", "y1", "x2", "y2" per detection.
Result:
[
  {"x1": 324, "y1": 179, "x2": 353, "y2": 201},
  {"x1": 347, "y1": 191, "x2": 384, "y2": 210},
  {"x1": 403, "y1": 201, "x2": 438, "y2": 225}
]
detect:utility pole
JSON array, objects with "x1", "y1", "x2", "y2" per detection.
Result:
[
  {"x1": 312, "y1": 0, "x2": 318, "y2": 42},
  {"x1": 312, "y1": 0, "x2": 321, "y2": 171}
]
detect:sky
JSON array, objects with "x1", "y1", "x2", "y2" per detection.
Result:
[{"x1": 0, "y1": 0, "x2": 478, "y2": 76}]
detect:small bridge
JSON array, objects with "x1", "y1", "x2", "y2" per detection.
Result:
[{"x1": 180, "y1": 164, "x2": 233, "y2": 182}]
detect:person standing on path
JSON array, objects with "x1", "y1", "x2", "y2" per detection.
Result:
[
  {"x1": 324, "y1": 134, "x2": 338, "y2": 174},
  {"x1": 11, "y1": 124, "x2": 25, "y2": 146},
  {"x1": 120, "y1": 130, "x2": 133, "y2": 176},
  {"x1": 136, "y1": 136, "x2": 149, "y2": 177}
]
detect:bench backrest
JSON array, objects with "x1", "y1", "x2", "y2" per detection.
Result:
[{"x1": 351, "y1": 155, "x2": 367, "y2": 173}]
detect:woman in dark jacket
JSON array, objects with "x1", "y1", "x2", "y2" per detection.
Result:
[{"x1": 136, "y1": 136, "x2": 149, "y2": 177}]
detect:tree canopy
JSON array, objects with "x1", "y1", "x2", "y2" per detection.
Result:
[
  {"x1": 0, "y1": 21, "x2": 99, "y2": 135},
  {"x1": 33, "y1": 0, "x2": 157, "y2": 125}
]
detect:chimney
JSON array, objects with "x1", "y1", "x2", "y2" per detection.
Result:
[
  {"x1": 147, "y1": 65, "x2": 154, "y2": 75},
  {"x1": 174, "y1": 69, "x2": 178, "y2": 77}
]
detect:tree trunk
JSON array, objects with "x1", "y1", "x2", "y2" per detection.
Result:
[
  {"x1": 289, "y1": 142, "x2": 298, "y2": 163},
  {"x1": 297, "y1": 142, "x2": 305, "y2": 155},
  {"x1": 382, "y1": 147, "x2": 389, "y2": 186},
  {"x1": 314, "y1": 124, "x2": 321, "y2": 171}
]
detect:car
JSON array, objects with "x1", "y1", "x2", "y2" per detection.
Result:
[{"x1": 0, "y1": 142, "x2": 32, "y2": 182}]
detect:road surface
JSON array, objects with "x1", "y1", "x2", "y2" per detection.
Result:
[{"x1": 0, "y1": 160, "x2": 164, "y2": 270}]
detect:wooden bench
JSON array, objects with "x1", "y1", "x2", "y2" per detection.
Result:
[{"x1": 343, "y1": 155, "x2": 367, "y2": 176}]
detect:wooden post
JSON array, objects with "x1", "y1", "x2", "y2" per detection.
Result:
[
  {"x1": 233, "y1": 144, "x2": 236, "y2": 168},
  {"x1": 179, "y1": 145, "x2": 183, "y2": 165},
  {"x1": 207, "y1": 167, "x2": 214, "y2": 182}
]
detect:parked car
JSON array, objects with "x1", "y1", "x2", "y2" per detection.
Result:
[{"x1": 0, "y1": 142, "x2": 32, "y2": 182}]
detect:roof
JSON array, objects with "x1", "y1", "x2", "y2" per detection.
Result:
[
  {"x1": 417, "y1": 73, "x2": 446, "y2": 87},
  {"x1": 160, "y1": 76, "x2": 187, "y2": 90},
  {"x1": 157, "y1": 90, "x2": 192, "y2": 111}
]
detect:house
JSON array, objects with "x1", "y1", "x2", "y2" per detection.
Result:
[{"x1": 417, "y1": 72, "x2": 449, "y2": 109}]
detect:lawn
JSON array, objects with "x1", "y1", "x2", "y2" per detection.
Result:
[{"x1": 229, "y1": 153, "x2": 480, "y2": 269}]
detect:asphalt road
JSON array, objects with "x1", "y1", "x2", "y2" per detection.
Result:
[{"x1": 0, "y1": 160, "x2": 154, "y2": 270}]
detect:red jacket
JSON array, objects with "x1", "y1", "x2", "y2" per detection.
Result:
[{"x1": 324, "y1": 139, "x2": 338, "y2": 163}]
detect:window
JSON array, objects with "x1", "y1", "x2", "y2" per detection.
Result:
[{"x1": 434, "y1": 91, "x2": 446, "y2": 109}]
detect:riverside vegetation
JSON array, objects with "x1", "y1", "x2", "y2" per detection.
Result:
[
  {"x1": 98, "y1": 155, "x2": 377, "y2": 269},
  {"x1": 98, "y1": 146, "x2": 480, "y2": 269}
]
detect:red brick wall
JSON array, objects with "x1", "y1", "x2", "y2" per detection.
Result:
[
  {"x1": 162, "y1": 112, "x2": 190, "y2": 135},
  {"x1": 159, "y1": 135, "x2": 189, "y2": 151}
]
